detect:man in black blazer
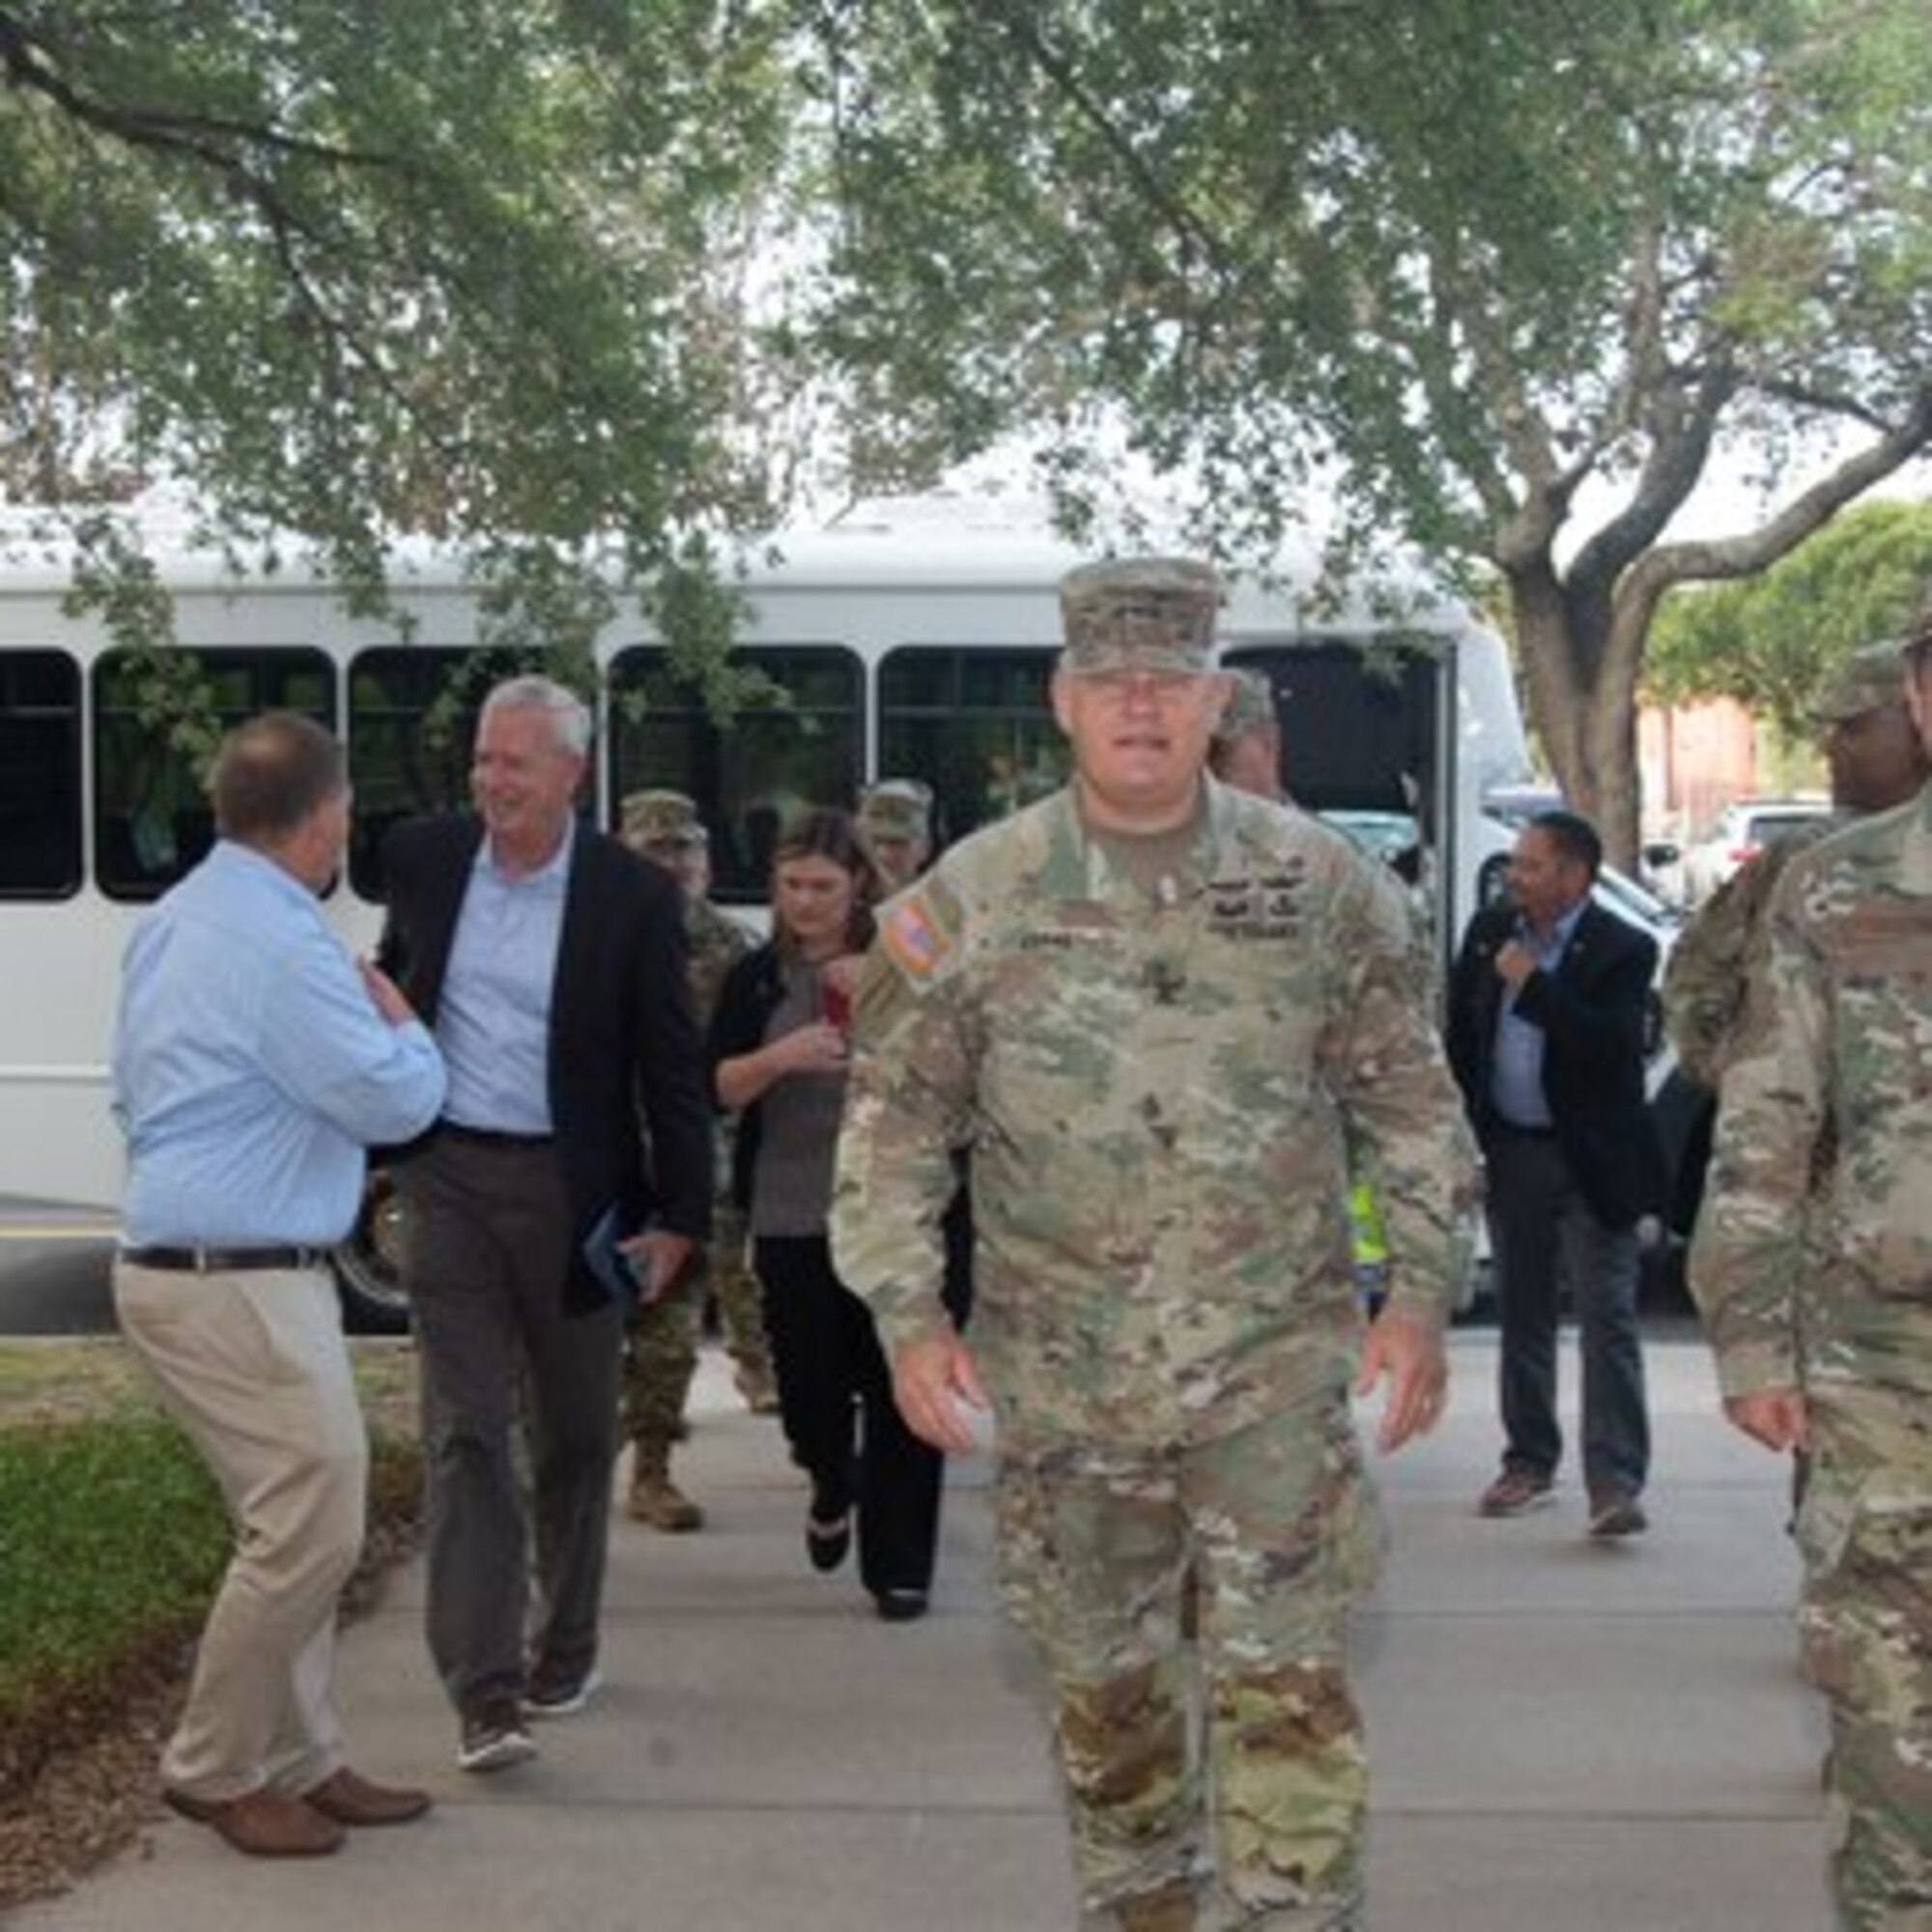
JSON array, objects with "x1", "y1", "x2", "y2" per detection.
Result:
[
  {"x1": 378, "y1": 675, "x2": 711, "y2": 1774},
  {"x1": 1446, "y1": 809, "x2": 1659, "y2": 1538}
]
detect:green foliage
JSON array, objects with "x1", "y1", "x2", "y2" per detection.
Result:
[
  {"x1": 0, "y1": 1418, "x2": 226, "y2": 1714},
  {"x1": 1645, "y1": 497, "x2": 1932, "y2": 736},
  {"x1": 5, "y1": 2, "x2": 1930, "y2": 830},
  {"x1": 806, "y1": 1, "x2": 1932, "y2": 557},
  {"x1": 0, "y1": 2, "x2": 810, "y2": 620},
  {"x1": 0, "y1": 1344, "x2": 422, "y2": 1772},
  {"x1": 799, "y1": 0, "x2": 1932, "y2": 846}
]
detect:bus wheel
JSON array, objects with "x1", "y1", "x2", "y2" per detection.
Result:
[{"x1": 332, "y1": 1168, "x2": 411, "y2": 1335}]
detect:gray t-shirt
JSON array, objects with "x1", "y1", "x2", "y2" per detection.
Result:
[{"x1": 750, "y1": 958, "x2": 849, "y2": 1238}]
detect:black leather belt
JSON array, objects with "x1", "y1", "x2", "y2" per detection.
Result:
[
  {"x1": 438, "y1": 1121, "x2": 555, "y2": 1149},
  {"x1": 120, "y1": 1245, "x2": 330, "y2": 1273}
]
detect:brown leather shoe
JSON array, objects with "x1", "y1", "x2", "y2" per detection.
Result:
[
  {"x1": 302, "y1": 1766, "x2": 434, "y2": 1827},
  {"x1": 163, "y1": 1785, "x2": 345, "y2": 1858}
]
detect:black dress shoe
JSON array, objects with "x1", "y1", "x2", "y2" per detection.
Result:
[
  {"x1": 806, "y1": 1511, "x2": 851, "y2": 1572},
  {"x1": 873, "y1": 1588, "x2": 929, "y2": 1623}
]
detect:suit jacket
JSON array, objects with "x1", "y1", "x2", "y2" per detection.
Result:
[
  {"x1": 1446, "y1": 896, "x2": 1661, "y2": 1230},
  {"x1": 377, "y1": 812, "x2": 713, "y2": 1311}
]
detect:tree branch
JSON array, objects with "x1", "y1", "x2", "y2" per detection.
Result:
[
  {"x1": 1566, "y1": 356, "x2": 1736, "y2": 594},
  {"x1": 0, "y1": 13, "x2": 402, "y2": 176},
  {"x1": 977, "y1": 0, "x2": 1238, "y2": 281},
  {"x1": 1623, "y1": 373, "x2": 1932, "y2": 699}
]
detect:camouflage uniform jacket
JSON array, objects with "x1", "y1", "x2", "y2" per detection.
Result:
[
  {"x1": 1662, "y1": 821, "x2": 1838, "y2": 1092},
  {"x1": 1690, "y1": 786, "x2": 1932, "y2": 1401},
  {"x1": 685, "y1": 895, "x2": 753, "y2": 1029},
  {"x1": 830, "y1": 779, "x2": 1479, "y2": 1451}
]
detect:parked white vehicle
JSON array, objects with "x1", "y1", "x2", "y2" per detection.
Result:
[
  {"x1": 0, "y1": 496, "x2": 1532, "y2": 1326},
  {"x1": 1678, "y1": 796, "x2": 1835, "y2": 906}
]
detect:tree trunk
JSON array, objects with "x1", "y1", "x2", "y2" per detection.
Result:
[{"x1": 1503, "y1": 562, "x2": 1645, "y2": 869}]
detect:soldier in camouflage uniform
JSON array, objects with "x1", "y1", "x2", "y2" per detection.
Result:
[
  {"x1": 856, "y1": 779, "x2": 935, "y2": 892},
  {"x1": 1207, "y1": 668, "x2": 1284, "y2": 800},
  {"x1": 1664, "y1": 639, "x2": 1926, "y2": 1097},
  {"x1": 830, "y1": 558, "x2": 1479, "y2": 1931},
  {"x1": 618, "y1": 790, "x2": 777, "y2": 1534},
  {"x1": 1690, "y1": 616, "x2": 1932, "y2": 1931}
]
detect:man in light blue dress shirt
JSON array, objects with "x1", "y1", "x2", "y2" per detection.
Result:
[
  {"x1": 112, "y1": 712, "x2": 446, "y2": 1859},
  {"x1": 378, "y1": 677, "x2": 712, "y2": 1775}
]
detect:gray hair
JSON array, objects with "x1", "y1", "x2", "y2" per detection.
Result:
[{"x1": 479, "y1": 674, "x2": 592, "y2": 757}]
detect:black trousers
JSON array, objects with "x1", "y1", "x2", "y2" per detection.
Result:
[{"x1": 753, "y1": 1234, "x2": 944, "y2": 1599}]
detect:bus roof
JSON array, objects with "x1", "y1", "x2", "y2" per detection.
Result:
[{"x1": 0, "y1": 493, "x2": 1479, "y2": 637}]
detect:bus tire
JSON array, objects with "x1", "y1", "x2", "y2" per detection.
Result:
[{"x1": 331, "y1": 1167, "x2": 411, "y2": 1335}]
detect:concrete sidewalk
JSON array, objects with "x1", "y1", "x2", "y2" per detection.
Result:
[{"x1": 15, "y1": 1330, "x2": 1830, "y2": 1931}]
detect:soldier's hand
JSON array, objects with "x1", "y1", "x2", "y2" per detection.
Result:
[
  {"x1": 1353, "y1": 1306, "x2": 1448, "y2": 1454},
  {"x1": 891, "y1": 1330, "x2": 988, "y2": 1456},
  {"x1": 1722, "y1": 1387, "x2": 1809, "y2": 1453}
]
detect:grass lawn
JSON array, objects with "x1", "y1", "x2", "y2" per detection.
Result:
[{"x1": 0, "y1": 1337, "x2": 422, "y2": 1909}]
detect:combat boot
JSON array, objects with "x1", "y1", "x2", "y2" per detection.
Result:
[
  {"x1": 732, "y1": 1362, "x2": 781, "y2": 1415},
  {"x1": 1116, "y1": 1886, "x2": 1197, "y2": 1931},
  {"x1": 627, "y1": 1447, "x2": 703, "y2": 1532}
]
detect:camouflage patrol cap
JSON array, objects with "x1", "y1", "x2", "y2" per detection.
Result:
[
  {"x1": 857, "y1": 779, "x2": 932, "y2": 842},
  {"x1": 1211, "y1": 668, "x2": 1276, "y2": 744},
  {"x1": 1058, "y1": 556, "x2": 1221, "y2": 671},
  {"x1": 620, "y1": 788, "x2": 706, "y2": 847},
  {"x1": 1811, "y1": 642, "x2": 1909, "y2": 724}
]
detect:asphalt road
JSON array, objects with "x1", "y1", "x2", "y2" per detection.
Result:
[{"x1": 0, "y1": 1199, "x2": 117, "y2": 1334}]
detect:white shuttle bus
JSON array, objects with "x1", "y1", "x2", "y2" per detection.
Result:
[{"x1": 0, "y1": 500, "x2": 1530, "y2": 1325}]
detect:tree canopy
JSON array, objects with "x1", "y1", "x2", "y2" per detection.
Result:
[
  {"x1": 803, "y1": 0, "x2": 1932, "y2": 856},
  {"x1": 1645, "y1": 496, "x2": 1932, "y2": 739},
  {"x1": 0, "y1": 0, "x2": 811, "y2": 658},
  {"x1": 5, "y1": 3, "x2": 1932, "y2": 856}
]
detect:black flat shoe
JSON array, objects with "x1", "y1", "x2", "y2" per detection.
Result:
[
  {"x1": 873, "y1": 1588, "x2": 928, "y2": 1623},
  {"x1": 806, "y1": 1511, "x2": 851, "y2": 1573}
]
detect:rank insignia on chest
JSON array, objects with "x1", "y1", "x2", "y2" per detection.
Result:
[{"x1": 1207, "y1": 877, "x2": 1297, "y2": 939}]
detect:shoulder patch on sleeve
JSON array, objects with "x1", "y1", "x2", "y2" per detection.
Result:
[{"x1": 882, "y1": 892, "x2": 952, "y2": 978}]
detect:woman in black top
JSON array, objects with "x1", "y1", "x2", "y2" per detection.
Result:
[{"x1": 708, "y1": 809, "x2": 943, "y2": 1622}]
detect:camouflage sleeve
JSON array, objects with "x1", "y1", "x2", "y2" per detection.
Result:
[
  {"x1": 830, "y1": 874, "x2": 979, "y2": 1358},
  {"x1": 1321, "y1": 860, "x2": 1482, "y2": 1330},
  {"x1": 1662, "y1": 870, "x2": 1752, "y2": 1091},
  {"x1": 1662, "y1": 848, "x2": 1792, "y2": 1091},
  {"x1": 1686, "y1": 869, "x2": 1826, "y2": 1397}
]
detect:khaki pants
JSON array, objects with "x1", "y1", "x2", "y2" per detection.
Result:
[{"x1": 113, "y1": 1260, "x2": 367, "y2": 1802}]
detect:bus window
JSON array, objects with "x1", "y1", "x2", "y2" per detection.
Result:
[
  {"x1": 877, "y1": 645, "x2": 1066, "y2": 848},
  {"x1": 347, "y1": 646, "x2": 495, "y2": 899},
  {"x1": 93, "y1": 647, "x2": 336, "y2": 901},
  {"x1": 0, "y1": 648, "x2": 83, "y2": 899},
  {"x1": 609, "y1": 645, "x2": 861, "y2": 903}
]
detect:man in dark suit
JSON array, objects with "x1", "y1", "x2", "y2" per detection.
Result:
[
  {"x1": 1447, "y1": 809, "x2": 1659, "y2": 1538},
  {"x1": 378, "y1": 675, "x2": 711, "y2": 1774}
]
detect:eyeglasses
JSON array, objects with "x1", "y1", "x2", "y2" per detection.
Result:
[{"x1": 1067, "y1": 668, "x2": 1209, "y2": 707}]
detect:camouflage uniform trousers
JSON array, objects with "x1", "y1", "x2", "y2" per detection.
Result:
[
  {"x1": 708, "y1": 1201, "x2": 776, "y2": 1399},
  {"x1": 1797, "y1": 1387, "x2": 1932, "y2": 1931},
  {"x1": 994, "y1": 1394, "x2": 1386, "y2": 1931},
  {"x1": 621, "y1": 1204, "x2": 771, "y2": 1454}
]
